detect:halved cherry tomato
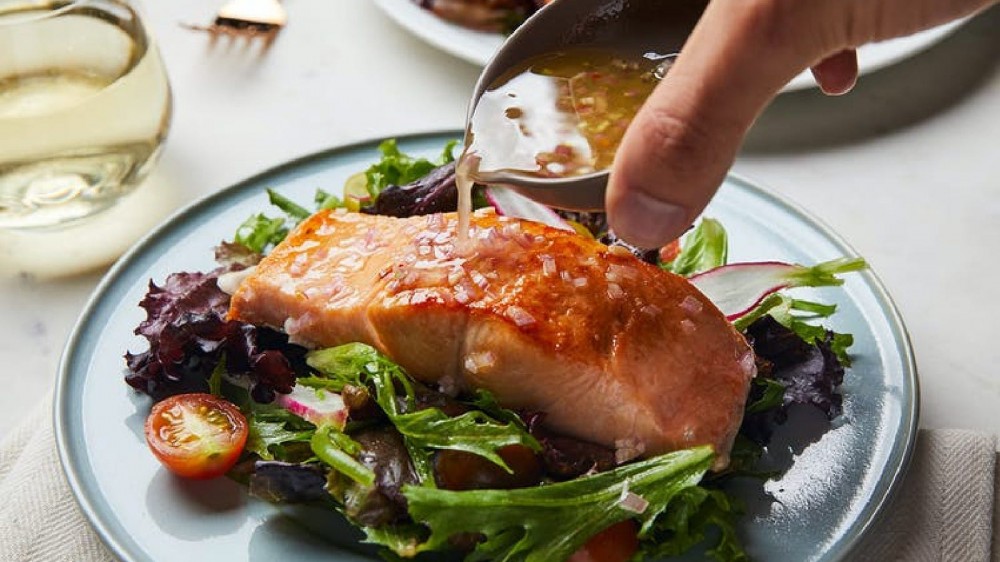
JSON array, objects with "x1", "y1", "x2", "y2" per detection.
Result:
[
  {"x1": 568, "y1": 520, "x2": 639, "y2": 562},
  {"x1": 144, "y1": 393, "x2": 248, "y2": 480}
]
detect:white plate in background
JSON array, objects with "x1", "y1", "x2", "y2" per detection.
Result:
[{"x1": 372, "y1": 0, "x2": 966, "y2": 92}]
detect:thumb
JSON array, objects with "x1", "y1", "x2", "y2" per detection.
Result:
[{"x1": 606, "y1": 0, "x2": 835, "y2": 248}]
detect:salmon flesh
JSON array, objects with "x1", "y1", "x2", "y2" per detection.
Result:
[{"x1": 228, "y1": 209, "x2": 755, "y2": 467}]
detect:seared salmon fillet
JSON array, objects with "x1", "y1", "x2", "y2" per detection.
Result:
[{"x1": 229, "y1": 209, "x2": 754, "y2": 467}]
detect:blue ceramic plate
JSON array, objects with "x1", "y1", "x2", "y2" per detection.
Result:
[{"x1": 55, "y1": 133, "x2": 917, "y2": 562}]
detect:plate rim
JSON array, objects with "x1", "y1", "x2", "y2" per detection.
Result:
[{"x1": 54, "y1": 131, "x2": 919, "y2": 562}]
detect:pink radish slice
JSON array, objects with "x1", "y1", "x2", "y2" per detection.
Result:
[
  {"x1": 275, "y1": 385, "x2": 349, "y2": 429},
  {"x1": 485, "y1": 186, "x2": 573, "y2": 231},
  {"x1": 689, "y1": 257, "x2": 866, "y2": 321}
]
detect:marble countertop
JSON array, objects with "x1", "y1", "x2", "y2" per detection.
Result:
[{"x1": 0, "y1": 0, "x2": 997, "y2": 439}]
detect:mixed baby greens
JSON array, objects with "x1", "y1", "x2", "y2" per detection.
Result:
[{"x1": 126, "y1": 139, "x2": 866, "y2": 562}]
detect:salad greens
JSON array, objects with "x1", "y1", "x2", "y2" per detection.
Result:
[
  {"x1": 638, "y1": 486, "x2": 745, "y2": 561},
  {"x1": 125, "y1": 139, "x2": 870, "y2": 562},
  {"x1": 663, "y1": 218, "x2": 728, "y2": 276},
  {"x1": 234, "y1": 213, "x2": 288, "y2": 254},
  {"x1": 404, "y1": 447, "x2": 715, "y2": 561},
  {"x1": 363, "y1": 138, "x2": 457, "y2": 198},
  {"x1": 312, "y1": 428, "x2": 377, "y2": 487},
  {"x1": 231, "y1": 140, "x2": 463, "y2": 253},
  {"x1": 307, "y1": 343, "x2": 540, "y2": 473},
  {"x1": 294, "y1": 345, "x2": 745, "y2": 560},
  {"x1": 734, "y1": 293, "x2": 854, "y2": 365}
]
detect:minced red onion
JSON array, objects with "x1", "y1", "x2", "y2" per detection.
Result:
[
  {"x1": 614, "y1": 437, "x2": 645, "y2": 464},
  {"x1": 739, "y1": 350, "x2": 757, "y2": 378},
  {"x1": 540, "y1": 255, "x2": 557, "y2": 277},
  {"x1": 573, "y1": 277, "x2": 588, "y2": 288},
  {"x1": 680, "y1": 295, "x2": 703, "y2": 315},
  {"x1": 618, "y1": 483, "x2": 650, "y2": 514},
  {"x1": 464, "y1": 350, "x2": 497, "y2": 374},
  {"x1": 607, "y1": 282, "x2": 625, "y2": 299},
  {"x1": 427, "y1": 214, "x2": 445, "y2": 229},
  {"x1": 640, "y1": 304, "x2": 661, "y2": 317},
  {"x1": 471, "y1": 271, "x2": 489, "y2": 289},
  {"x1": 609, "y1": 263, "x2": 636, "y2": 280},
  {"x1": 506, "y1": 306, "x2": 536, "y2": 327},
  {"x1": 363, "y1": 229, "x2": 379, "y2": 251},
  {"x1": 680, "y1": 319, "x2": 696, "y2": 334}
]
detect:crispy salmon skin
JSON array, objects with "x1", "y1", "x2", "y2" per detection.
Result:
[{"x1": 228, "y1": 209, "x2": 755, "y2": 467}]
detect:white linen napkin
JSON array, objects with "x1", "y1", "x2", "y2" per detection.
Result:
[
  {"x1": 0, "y1": 397, "x2": 113, "y2": 562},
  {"x1": 0, "y1": 396, "x2": 995, "y2": 562}
]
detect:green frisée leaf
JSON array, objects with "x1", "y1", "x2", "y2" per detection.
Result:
[
  {"x1": 638, "y1": 486, "x2": 746, "y2": 562},
  {"x1": 466, "y1": 389, "x2": 529, "y2": 429},
  {"x1": 306, "y1": 343, "x2": 539, "y2": 474},
  {"x1": 402, "y1": 446, "x2": 716, "y2": 561},
  {"x1": 305, "y1": 342, "x2": 378, "y2": 388},
  {"x1": 267, "y1": 188, "x2": 311, "y2": 221},
  {"x1": 247, "y1": 418, "x2": 313, "y2": 461},
  {"x1": 362, "y1": 524, "x2": 429, "y2": 559},
  {"x1": 313, "y1": 188, "x2": 346, "y2": 210},
  {"x1": 744, "y1": 378, "x2": 785, "y2": 415},
  {"x1": 664, "y1": 218, "x2": 728, "y2": 276},
  {"x1": 391, "y1": 408, "x2": 540, "y2": 473},
  {"x1": 734, "y1": 293, "x2": 855, "y2": 365},
  {"x1": 234, "y1": 213, "x2": 287, "y2": 254},
  {"x1": 236, "y1": 390, "x2": 316, "y2": 461},
  {"x1": 311, "y1": 427, "x2": 376, "y2": 487}
]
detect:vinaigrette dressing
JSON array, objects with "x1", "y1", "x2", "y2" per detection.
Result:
[{"x1": 455, "y1": 48, "x2": 674, "y2": 241}]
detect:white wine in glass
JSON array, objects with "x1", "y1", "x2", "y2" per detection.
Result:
[{"x1": 0, "y1": 0, "x2": 171, "y2": 229}]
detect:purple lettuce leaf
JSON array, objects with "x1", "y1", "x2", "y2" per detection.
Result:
[
  {"x1": 739, "y1": 315, "x2": 845, "y2": 445},
  {"x1": 361, "y1": 161, "x2": 458, "y2": 218},
  {"x1": 124, "y1": 268, "x2": 305, "y2": 403}
]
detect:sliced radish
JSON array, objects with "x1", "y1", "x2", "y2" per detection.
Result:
[
  {"x1": 275, "y1": 385, "x2": 349, "y2": 429},
  {"x1": 689, "y1": 257, "x2": 866, "y2": 321},
  {"x1": 485, "y1": 186, "x2": 573, "y2": 231}
]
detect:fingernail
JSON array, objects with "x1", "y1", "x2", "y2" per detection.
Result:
[{"x1": 610, "y1": 191, "x2": 689, "y2": 248}]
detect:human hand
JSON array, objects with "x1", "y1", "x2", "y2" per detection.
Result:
[{"x1": 606, "y1": 0, "x2": 997, "y2": 248}]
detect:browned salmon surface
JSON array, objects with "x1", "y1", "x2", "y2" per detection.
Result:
[{"x1": 228, "y1": 209, "x2": 754, "y2": 467}]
